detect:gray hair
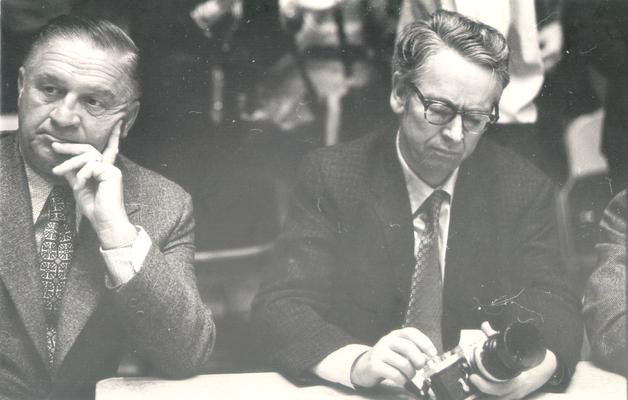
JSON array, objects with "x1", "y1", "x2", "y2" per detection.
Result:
[
  {"x1": 393, "y1": 10, "x2": 509, "y2": 92},
  {"x1": 24, "y1": 15, "x2": 141, "y2": 99}
]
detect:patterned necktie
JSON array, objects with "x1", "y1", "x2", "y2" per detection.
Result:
[
  {"x1": 38, "y1": 185, "x2": 75, "y2": 369},
  {"x1": 404, "y1": 190, "x2": 448, "y2": 352}
]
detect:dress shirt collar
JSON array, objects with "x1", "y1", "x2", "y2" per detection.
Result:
[
  {"x1": 23, "y1": 160, "x2": 55, "y2": 224},
  {"x1": 395, "y1": 132, "x2": 457, "y2": 214},
  {"x1": 21, "y1": 151, "x2": 81, "y2": 229}
]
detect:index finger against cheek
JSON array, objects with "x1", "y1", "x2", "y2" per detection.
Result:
[
  {"x1": 102, "y1": 120, "x2": 122, "y2": 165},
  {"x1": 396, "y1": 328, "x2": 438, "y2": 357}
]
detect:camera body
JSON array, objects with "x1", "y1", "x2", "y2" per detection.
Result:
[{"x1": 412, "y1": 322, "x2": 545, "y2": 400}]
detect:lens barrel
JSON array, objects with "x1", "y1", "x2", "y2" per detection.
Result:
[{"x1": 474, "y1": 321, "x2": 545, "y2": 381}]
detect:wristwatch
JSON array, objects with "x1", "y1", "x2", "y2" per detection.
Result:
[{"x1": 543, "y1": 356, "x2": 568, "y2": 392}]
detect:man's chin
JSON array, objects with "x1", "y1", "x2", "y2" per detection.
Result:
[
  {"x1": 416, "y1": 158, "x2": 459, "y2": 187},
  {"x1": 27, "y1": 153, "x2": 68, "y2": 182}
]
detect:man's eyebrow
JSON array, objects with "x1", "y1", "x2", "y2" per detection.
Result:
[
  {"x1": 427, "y1": 94, "x2": 457, "y2": 108},
  {"x1": 34, "y1": 73, "x2": 116, "y2": 101},
  {"x1": 427, "y1": 94, "x2": 492, "y2": 114},
  {"x1": 34, "y1": 73, "x2": 63, "y2": 84},
  {"x1": 82, "y1": 87, "x2": 116, "y2": 102}
]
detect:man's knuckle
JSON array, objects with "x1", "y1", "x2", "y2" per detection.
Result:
[
  {"x1": 392, "y1": 371, "x2": 405, "y2": 383},
  {"x1": 411, "y1": 353, "x2": 426, "y2": 368},
  {"x1": 110, "y1": 166, "x2": 122, "y2": 178},
  {"x1": 401, "y1": 360, "x2": 415, "y2": 375}
]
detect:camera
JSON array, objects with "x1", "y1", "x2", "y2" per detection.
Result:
[{"x1": 408, "y1": 321, "x2": 546, "y2": 400}]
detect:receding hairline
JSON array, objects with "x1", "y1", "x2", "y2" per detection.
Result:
[{"x1": 26, "y1": 36, "x2": 132, "y2": 64}]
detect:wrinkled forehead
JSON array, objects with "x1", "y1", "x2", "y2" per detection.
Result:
[{"x1": 27, "y1": 37, "x2": 136, "y2": 100}]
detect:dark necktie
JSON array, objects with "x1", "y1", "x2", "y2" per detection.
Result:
[
  {"x1": 38, "y1": 185, "x2": 75, "y2": 369},
  {"x1": 403, "y1": 190, "x2": 448, "y2": 352}
]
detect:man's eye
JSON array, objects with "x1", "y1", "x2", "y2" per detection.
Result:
[
  {"x1": 41, "y1": 86, "x2": 59, "y2": 96},
  {"x1": 83, "y1": 98, "x2": 106, "y2": 113},
  {"x1": 466, "y1": 114, "x2": 489, "y2": 124},
  {"x1": 429, "y1": 103, "x2": 454, "y2": 117}
]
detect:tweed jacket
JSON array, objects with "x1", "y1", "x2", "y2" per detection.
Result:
[
  {"x1": 251, "y1": 132, "x2": 582, "y2": 382},
  {"x1": 583, "y1": 189, "x2": 626, "y2": 375},
  {"x1": 0, "y1": 131, "x2": 215, "y2": 399}
]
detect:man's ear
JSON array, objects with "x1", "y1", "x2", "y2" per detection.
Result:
[
  {"x1": 17, "y1": 67, "x2": 26, "y2": 101},
  {"x1": 120, "y1": 100, "x2": 140, "y2": 139},
  {"x1": 390, "y1": 71, "x2": 406, "y2": 115}
]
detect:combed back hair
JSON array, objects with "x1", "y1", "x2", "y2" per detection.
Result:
[
  {"x1": 393, "y1": 10, "x2": 509, "y2": 92},
  {"x1": 23, "y1": 15, "x2": 141, "y2": 99}
]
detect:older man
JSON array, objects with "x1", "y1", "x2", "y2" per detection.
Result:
[
  {"x1": 0, "y1": 16, "x2": 214, "y2": 399},
  {"x1": 252, "y1": 10, "x2": 582, "y2": 399}
]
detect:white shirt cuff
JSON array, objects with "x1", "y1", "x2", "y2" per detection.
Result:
[
  {"x1": 100, "y1": 226, "x2": 152, "y2": 287},
  {"x1": 311, "y1": 344, "x2": 372, "y2": 389}
]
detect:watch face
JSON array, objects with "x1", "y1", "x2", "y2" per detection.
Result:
[{"x1": 547, "y1": 359, "x2": 565, "y2": 387}]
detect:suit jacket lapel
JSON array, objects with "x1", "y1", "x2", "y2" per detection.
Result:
[
  {"x1": 368, "y1": 135, "x2": 416, "y2": 305},
  {"x1": 54, "y1": 219, "x2": 105, "y2": 373},
  {"x1": 445, "y1": 141, "x2": 492, "y2": 288},
  {"x1": 0, "y1": 133, "x2": 49, "y2": 366},
  {"x1": 54, "y1": 159, "x2": 141, "y2": 372}
]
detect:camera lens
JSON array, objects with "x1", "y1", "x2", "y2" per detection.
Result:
[{"x1": 474, "y1": 321, "x2": 545, "y2": 381}]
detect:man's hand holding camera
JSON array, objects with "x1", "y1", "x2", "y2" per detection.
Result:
[
  {"x1": 51, "y1": 120, "x2": 137, "y2": 250},
  {"x1": 350, "y1": 327, "x2": 438, "y2": 388},
  {"x1": 468, "y1": 323, "x2": 558, "y2": 400},
  {"x1": 351, "y1": 322, "x2": 558, "y2": 400},
  {"x1": 469, "y1": 352, "x2": 556, "y2": 400}
]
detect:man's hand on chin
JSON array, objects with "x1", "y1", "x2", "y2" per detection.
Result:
[{"x1": 50, "y1": 120, "x2": 137, "y2": 249}]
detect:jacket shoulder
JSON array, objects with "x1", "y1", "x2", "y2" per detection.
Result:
[
  {"x1": 119, "y1": 156, "x2": 191, "y2": 203},
  {"x1": 302, "y1": 132, "x2": 387, "y2": 181},
  {"x1": 0, "y1": 130, "x2": 18, "y2": 148},
  {"x1": 472, "y1": 138, "x2": 554, "y2": 191}
]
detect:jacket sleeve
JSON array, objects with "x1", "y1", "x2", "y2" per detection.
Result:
[
  {"x1": 505, "y1": 177, "x2": 583, "y2": 384},
  {"x1": 250, "y1": 153, "x2": 365, "y2": 378},
  {"x1": 110, "y1": 192, "x2": 215, "y2": 378}
]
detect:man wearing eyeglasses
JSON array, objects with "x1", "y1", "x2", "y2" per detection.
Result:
[
  {"x1": 252, "y1": 10, "x2": 582, "y2": 399},
  {"x1": 0, "y1": 16, "x2": 214, "y2": 399}
]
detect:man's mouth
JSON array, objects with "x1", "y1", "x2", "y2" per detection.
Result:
[
  {"x1": 39, "y1": 133, "x2": 79, "y2": 145},
  {"x1": 431, "y1": 147, "x2": 460, "y2": 157}
]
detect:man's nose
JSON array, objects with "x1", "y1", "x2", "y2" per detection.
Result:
[
  {"x1": 49, "y1": 95, "x2": 81, "y2": 127},
  {"x1": 441, "y1": 114, "x2": 464, "y2": 142}
]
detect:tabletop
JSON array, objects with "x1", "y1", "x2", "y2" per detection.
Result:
[{"x1": 96, "y1": 361, "x2": 626, "y2": 400}]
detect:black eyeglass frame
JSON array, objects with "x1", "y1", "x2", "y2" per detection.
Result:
[{"x1": 410, "y1": 84, "x2": 500, "y2": 134}]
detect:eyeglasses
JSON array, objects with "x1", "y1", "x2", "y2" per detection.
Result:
[{"x1": 410, "y1": 85, "x2": 499, "y2": 134}]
